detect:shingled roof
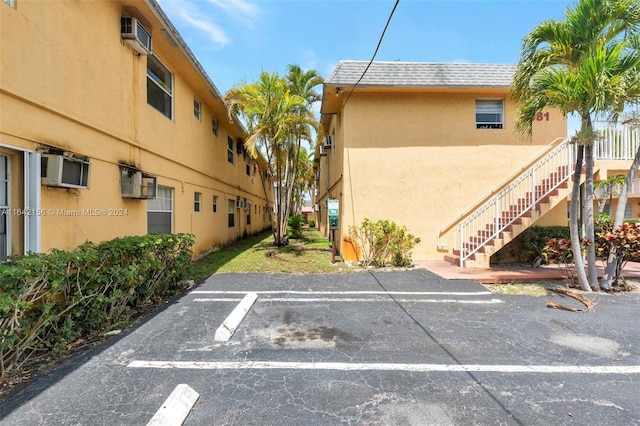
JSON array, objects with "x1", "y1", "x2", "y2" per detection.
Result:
[{"x1": 325, "y1": 61, "x2": 516, "y2": 88}]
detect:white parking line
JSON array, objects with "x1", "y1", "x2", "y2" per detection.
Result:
[
  {"x1": 129, "y1": 360, "x2": 640, "y2": 375},
  {"x1": 194, "y1": 297, "x2": 504, "y2": 304},
  {"x1": 192, "y1": 290, "x2": 492, "y2": 296}
]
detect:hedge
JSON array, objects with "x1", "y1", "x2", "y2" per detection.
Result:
[{"x1": 0, "y1": 233, "x2": 194, "y2": 376}]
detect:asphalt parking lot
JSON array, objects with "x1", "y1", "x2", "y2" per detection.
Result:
[{"x1": 2, "y1": 269, "x2": 640, "y2": 425}]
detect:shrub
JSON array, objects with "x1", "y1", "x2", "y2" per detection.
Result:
[
  {"x1": 595, "y1": 221, "x2": 640, "y2": 287},
  {"x1": 308, "y1": 218, "x2": 316, "y2": 228},
  {"x1": 491, "y1": 226, "x2": 570, "y2": 265},
  {"x1": 288, "y1": 214, "x2": 304, "y2": 239},
  {"x1": 0, "y1": 233, "x2": 194, "y2": 376},
  {"x1": 348, "y1": 218, "x2": 421, "y2": 267}
]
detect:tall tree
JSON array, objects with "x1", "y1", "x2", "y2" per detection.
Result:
[
  {"x1": 225, "y1": 66, "x2": 322, "y2": 245},
  {"x1": 512, "y1": 0, "x2": 640, "y2": 291},
  {"x1": 291, "y1": 147, "x2": 315, "y2": 216}
]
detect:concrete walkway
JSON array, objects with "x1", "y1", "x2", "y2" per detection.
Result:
[{"x1": 416, "y1": 260, "x2": 640, "y2": 284}]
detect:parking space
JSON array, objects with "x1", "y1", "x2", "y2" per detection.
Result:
[{"x1": 2, "y1": 270, "x2": 640, "y2": 425}]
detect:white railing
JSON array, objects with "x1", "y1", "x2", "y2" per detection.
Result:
[
  {"x1": 437, "y1": 138, "x2": 573, "y2": 267},
  {"x1": 595, "y1": 177, "x2": 640, "y2": 198},
  {"x1": 594, "y1": 128, "x2": 640, "y2": 160}
]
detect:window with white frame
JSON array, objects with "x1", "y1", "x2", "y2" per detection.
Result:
[
  {"x1": 476, "y1": 99, "x2": 504, "y2": 129},
  {"x1": 227, "y1": 136, "x2": 234, "y2": 164},
  {"x1": 147, "y1": 186, "x2": 173, "y2": 233},
  {"x1": 194, "y1": 192, "x2": 201, "y2": 212},
  {"x1": 194, "y1": 99, "x2": 201, "y2": 121},
  {"x1": 228, "y1": 199, "x2": 235, "y2": 227},
  {"x1": 213, "y1": 195, "x2": 218, "y2": 213},
  {"x1": 147, "y1": 55, "x2": 173, "y2": 119}
]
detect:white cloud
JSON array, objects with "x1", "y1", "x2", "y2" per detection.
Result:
[
  {"x1": 177, "y1": 8, "x2": 229, "y2": 46},
  {"x1": 158, "y1": 0, "x2": 230, "y2": 47},
  {"x1": 205, "y1": 0, "x2": 260, "y2": 28}
]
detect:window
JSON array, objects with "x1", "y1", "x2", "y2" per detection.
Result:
[
  {"x1": 194, "y1": 192, "x2": 201, "y2": 212},
  {"x1": 227, "y1": 136, "x2": 234, "y2": 164},
  {"x1": 212, "y1": 118, "x2": 218, "y2": 136},
  {"x1": 213, "y1": 195, "x2": 218, "y2": 213},
  {"x1": 148, "y1": 186, "x2": 173, "y2": 233},
  {"x1": 247, "y1": 213, "x2": 251, "y2": 225},
  {"x1": 476, "y1": 99, "x2": 503, "y2": 129},
  {"x1": 194, "y1": 99, "x2": 201, "y2": 121},
  {"x1": 2, "y1": 0, "x2": 15, "y2": 7},
  {"x1": 228, "y1": 199, "x2": 235, "y2": 227},
  {"x1": 246, "y1": 157, "x2": 251, "y2": 176},
  {"x1": 147, "y1": 55, "x2": 173, "y2": 119},
  {"x1": 0, "y1": 155, "x2": 9, "y2": 258}
]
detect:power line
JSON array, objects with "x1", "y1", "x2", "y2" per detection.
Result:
[{"x1": 342, "y1": 0, "x2": 401, "y2": 107}]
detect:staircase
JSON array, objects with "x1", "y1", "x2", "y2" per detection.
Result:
[{"x1": 438, "y1": 137, "x2": 574, "y2": 268}]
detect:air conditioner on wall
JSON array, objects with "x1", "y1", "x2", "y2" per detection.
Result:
[
  {"x1": 323, "y1": 135, "x2": 333, "y2": 149},
  {"x1": 41, "y1": 154, "x2": 90, "y2": 189},
  {"x1": 121, "y1": 17, "x2": 152, "y2": 55},
  {"x1": 236, "y1": 199, "x2": 243, "y2": 209},
  {"x1": 314, "y1": 204, "x2": 319, "y2": 211},
  {"x1": 121, "y1": 169, "x2": 157, "y2": 199},
  {"x1": 244, "y1": 201, "x2": 250, "y2": 210}
]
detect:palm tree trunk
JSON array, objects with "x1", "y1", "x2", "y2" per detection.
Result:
[
  {"x1": 584, "y1": 143, "x2": 599, "y2": 290},
  {"x1": 570, "y1": 144, "x2": 592, "y2": 292},
  {"x1": 602, "y1": 144, "x2": 640, "y2": 289}
]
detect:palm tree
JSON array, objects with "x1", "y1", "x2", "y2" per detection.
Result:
[
  {"x1": 284, "y1": 65, "x2": 323, "y2": 217},
  {"x1": 290, "y1": 147, "x2": 315, "y2": 216},
  {"x1": 225, "y1": 66, "x2": 322, "y2": 246},
  {"x1": 512, "y1": 0, "x2": 640, "y2": 291}
]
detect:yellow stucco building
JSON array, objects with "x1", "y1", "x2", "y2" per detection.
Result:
[
  {"x1": 0, "y1": 0, "x2": 273, "y2": 258},
  {"x1": 316, "y1": 61, "x2": 640, "y2": 267},
  {"x1": 315, "y1": 61, "x2": 569, "y2": 266}
]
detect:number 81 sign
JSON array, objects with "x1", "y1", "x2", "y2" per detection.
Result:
[{"x1": 535, "y1": 112, "x2": 550, "y2": 121}]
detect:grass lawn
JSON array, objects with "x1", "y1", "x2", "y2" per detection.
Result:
[{"x1": 188, "y1": 228, "x2": 349, "y2": 280}]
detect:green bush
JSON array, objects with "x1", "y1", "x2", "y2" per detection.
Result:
[
  {"x1": 490, "y1": 225, "x2": 570, "y2": 265},
  {"x1": 288, "y1": 214, "x2": 304, "y2": 239},
  {"x1": 308, "y1": 218, "x2": 316, "y2": 228},
  {"x1": 349, "y1": 218, "x2": 421, "y2": 267},
  {"x1": 0, "y1": 233, "x2": 194, "y2": 376}
]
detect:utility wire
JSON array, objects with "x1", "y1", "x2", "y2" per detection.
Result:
[{"x1": 342, "y1": 0, "x2": 400, "y2": 107}]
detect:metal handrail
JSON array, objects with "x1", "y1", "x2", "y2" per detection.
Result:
[
  {"x1": 437, "y1": 137, "x2": 567, "y2": 247},
  {"x1": 594, "y1": 127, "x2": 640, "y2": 160},
  {"x1": 438, "y1": 127, "x2": 640, "y2": 267}
]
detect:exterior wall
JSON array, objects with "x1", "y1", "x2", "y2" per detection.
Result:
[
  {"x1": 317, "y1": 88, "x2": 566, "y2": 261},
  {"x1": 0, "y1": 0, "x2": 272, "y2": 258}
]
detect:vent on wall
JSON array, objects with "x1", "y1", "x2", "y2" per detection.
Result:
[
  {"x1": 121, "y1": 16, "x2": 152, "y2": 55},
  {"x1": 121, "y1": 168, "x2": 157, "y2": 199},
  {"x1": 41, "y1": 154, "x2": 90, "y2": 189}
]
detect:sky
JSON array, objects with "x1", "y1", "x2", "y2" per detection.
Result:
[{"x1": 155, "y1": 0, "x2": 579, "y2": 131}]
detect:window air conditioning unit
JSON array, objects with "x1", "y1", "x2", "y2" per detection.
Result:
[
  {"x1": 41, "y1": 154, "x2": 90, "y2": 189},
  {"x1": 320, "y1": 146, "x2": 327, "y2": 157},
  {"x1": 121, "y1": 168, "x2": 157, "y2": 199},
  {"x1": 314, "y1": 204, "x2": 319, "y2": 211},
  {"x1": 244, "y1": 201, "x2": 250, "y2": 210},
  {"x1": 323, "y1": 135, "x2": 333, "y2": 149},
  {"x1": 236, "y1": 198, "x2": 243, "y2": 209},
  {"x1": 236, "y1": 138, "x2": 245, "y2": 154},
  {"x1": 121, "y1": 17, "x2": 152, "y2": 55}
]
